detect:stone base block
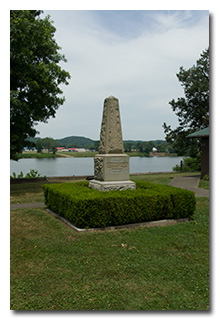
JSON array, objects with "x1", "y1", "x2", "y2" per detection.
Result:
[
  {"x1": 89, "y1": 180, "x2": 136, "y2": 191},
  {"x1": 94, "y1": 154, "x2": 130, "y2": 181}
]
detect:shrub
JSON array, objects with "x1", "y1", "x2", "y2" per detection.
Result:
[
  {"x1": 43, "y1": 181, "x2": 196, "y2": 229},
  {"x1": 10, "y1": 169, "x2": 46, "y2": 179},
  {"x1": 173, "y1": 154, "x2": 201, "y2": 172}
]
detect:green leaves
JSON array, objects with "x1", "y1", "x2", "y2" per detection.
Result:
[
  {"x1": 10, "y1": 10, "x2": 71, "y2": 160},
  {"x1": 10, "y1": 169, "x2": 45, "y2": 179},
  {"x1": 163, "y1": 48, "x2": 209, "y2": 157},
  {"x1": 43, "y1": 181, "x2": 196, "y2": 229}
]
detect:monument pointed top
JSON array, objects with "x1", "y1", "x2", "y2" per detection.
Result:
[
  {"x1": 89, "y1": 96, "x2": 136, "y2": 190},
  {"x1": 99, "y1": 96, "x2": 124, "y2": 154},
  {"x1": 107, "y1": 95, "x2": 117, "y2": 100}
]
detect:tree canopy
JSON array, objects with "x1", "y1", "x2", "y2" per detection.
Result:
[
  {"x1": 36, "y1": 137, "x2": 57, "y2": 154},
  {"x1": 10, "y1": 10, "x2": 71, "y2": 160},
  {"x1": 163, "y1": 48, "x2": 209, "y2": 156}
]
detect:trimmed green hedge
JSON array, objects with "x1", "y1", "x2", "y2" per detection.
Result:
[{"x1": 43, "y1": 181, "x2": 196, "y2": 229}]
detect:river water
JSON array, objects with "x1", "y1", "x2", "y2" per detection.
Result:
[{"x1": 10, "y1": 156, "x2": 182, "y2": 177}]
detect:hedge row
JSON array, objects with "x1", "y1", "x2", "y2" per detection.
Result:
[{"x1": 43, "y1": 181, "x2": 196, "y2": 229}]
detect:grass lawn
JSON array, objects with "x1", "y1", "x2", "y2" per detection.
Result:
[
  {"x1": 130, "y1": 171, "x2": 200, "y2": 185},
  {"x1": 199, "y1": 179, "x2": 209, "y2": 190},
  {"x1": 10, "y1": 173, "x2": 209, "y2": 310},
  {"x1": 10, "y1": 182, "x2": 46, "y2": 204}
]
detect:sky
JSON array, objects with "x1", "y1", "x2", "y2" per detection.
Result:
[
  {"x1": 3, "y1": 4, "x2": 220, "y2": 318},
  {"x1": 34, "y1": 10, "x2": 209, "y2": 141}
]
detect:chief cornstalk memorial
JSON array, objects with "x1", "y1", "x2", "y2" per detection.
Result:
[{"x1": 89, "y1": 96, "x2": 136, "y2": 191}]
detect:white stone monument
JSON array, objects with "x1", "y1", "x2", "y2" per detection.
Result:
[{"x1": 89, "y1": 96, "x2": 136, "y2": 191}]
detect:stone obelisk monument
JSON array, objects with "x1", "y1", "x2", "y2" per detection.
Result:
[{"x1": 89, "y1": 96, "x2": 136, "y2": 191}]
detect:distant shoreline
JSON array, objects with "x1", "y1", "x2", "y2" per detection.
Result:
[{"x1": 16, "y1": 151, "x2": 178, "y2": 159}]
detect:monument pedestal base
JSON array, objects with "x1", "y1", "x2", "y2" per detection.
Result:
[{"x1": 89, "y1": 180, "x2": 136, "y2": 192}]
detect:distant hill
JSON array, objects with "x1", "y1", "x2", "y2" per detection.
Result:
[
  {"x1": 26, "y1": 136, "x2": 170, "y2": 152},
  {"x1": 56, "y1": 136, "x2": 97, "y2": 148}
]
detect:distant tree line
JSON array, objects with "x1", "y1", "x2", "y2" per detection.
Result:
[
  {"x1": 123, "y1": 140, "x2": 175, "y2": 155},
  {"x1": 26, "y1": 136, "x2": 177, "y2": 156},
  {"x1": 36, "y1": 137, "x2": 57, "y2": 154}
]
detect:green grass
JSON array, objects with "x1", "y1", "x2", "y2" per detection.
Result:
[
  {"x1": 199, "y1": 179, "x2": 209, "y2": 190},
  {"x1": 10, "y1": 182, "x2": 45, "y2": 204},
  {"x1": 10, "y1": 172, "x2": 209, "y2": 310},
  {"x1": 130, "y1": 171, "x2": 200, "y2": 185},
  {"x1": 10, "y1": 198, "x2": 209, "y2": 310}
]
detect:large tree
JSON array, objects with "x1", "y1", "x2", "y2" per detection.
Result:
[
  {"x1": 163, "y1": 48, "x2": 209, "y2": 156},
  {"x1": 10, "y1": 10, "x2": 70, "y2": 160}
]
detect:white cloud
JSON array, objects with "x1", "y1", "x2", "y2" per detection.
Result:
[{"x1": 35, "y1": 10, "x2": 209, "y2": 140}]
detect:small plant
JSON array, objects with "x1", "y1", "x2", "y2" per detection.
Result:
[
  {"x1": 25, "y1": 169, "x2": 41, "y2": 178},
  {"x1": 10, "y1": 171, "x2": 24, "y2": 179},
  {"x1": 17, "y1": 171, "x2": 24, "y2": 178},
  {"x1": 173, "y1": 154, "x2": 201, "y2": 172},
  {"x1": 10, "y1": 169, "x2": 46, "y2": 179},
  {"x1": 11, "y1": 172, "x2": 17, "y2": 179}
]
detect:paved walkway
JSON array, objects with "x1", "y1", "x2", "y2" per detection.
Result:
[
  {"x1": 11, "y1": 202, "x2": 46, "y2": 210},
  {"x1": 168, "y1": 175, "x2": 209, "y2": 197}
]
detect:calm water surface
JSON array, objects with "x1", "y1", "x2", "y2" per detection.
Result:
[{"x1": 10, "y1": 156, "x2": 183, "y2": 177}]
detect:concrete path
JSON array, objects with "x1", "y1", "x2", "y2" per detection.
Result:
[
  {"x1": 168, "y1": 175, "x2": 209, "y2": 197},
  {"x1": 11, "y1": 202, "x2": 46, "y2": 210}
]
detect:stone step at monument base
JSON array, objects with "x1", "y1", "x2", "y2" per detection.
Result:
[{"x1": 89, "y1": 180, "x2": 136, "y2": 192}]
